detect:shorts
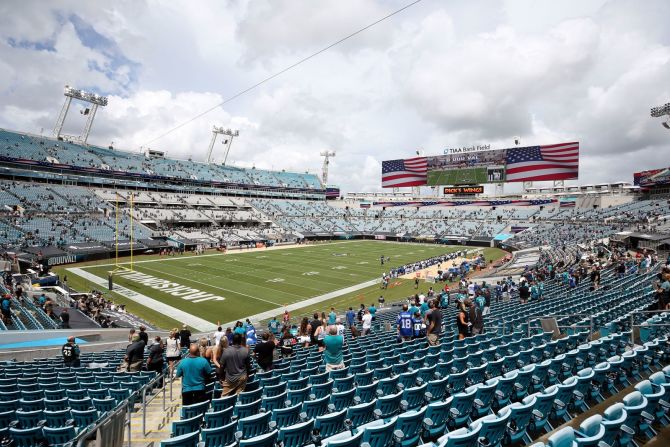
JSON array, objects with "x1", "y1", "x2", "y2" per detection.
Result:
[{"x1": 325, "y1": 362, "x2": 345, "y2": 372}]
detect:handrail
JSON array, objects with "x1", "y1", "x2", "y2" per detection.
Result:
[{"x1": 72, "y1": 364, "x2": 175, "y2": 447}]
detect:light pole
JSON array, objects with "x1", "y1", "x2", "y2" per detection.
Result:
[
  {"x1": 320, "y1": 150, "x2": 336, "y2": 186},
  {"x1": 206, "y1": 126, "x2": 240, "y2": 164},
  {"x1": 651, "y1": 103, "x2": 670, "y2": 130},
  {"x1": 53, "y1": 85, "x2": 108, "y2": 144}
]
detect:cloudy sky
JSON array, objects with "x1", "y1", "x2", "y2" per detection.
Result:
[{"x1": 0, "y1": 0, "x2": 669, "y2": 193}]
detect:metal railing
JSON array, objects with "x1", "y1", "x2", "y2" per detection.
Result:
[
  {"x1": 629, "y1": 309, "x2": 670, "y2": 345},
  {"x1": 72, "y1": 366, "x2": 176, "y2": 447}
]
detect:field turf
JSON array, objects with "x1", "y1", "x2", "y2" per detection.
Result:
[{"x1": 60, "y1": 241, "x2": 506, "y2": 330}]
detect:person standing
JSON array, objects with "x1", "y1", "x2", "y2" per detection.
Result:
[
  {"x1": 179, "y1": 324, "x2": 191, "y2": 347},
  {"x1": 396, "y1": 304, "x2": 413, "y2": 342},
  {"x1": 59, "y1": 308, "x2": 70, "y2": 329},
  {"x1": 361, "y1": 309, "x2": 372, "y2": 336},
  {"x1": 124, "y1": 335, "x2": 145, "y2": 372},
  {"x1": 268, "y1": 317, "x2": 280, "y2": 335},
  {"x1": 519, "y1": 281, "x2": 530, "y2": 304},
  {"x1": 345, "y1": 307, "x2": 355, "y2": 328},
  {"x1": 282, "y1": 310, "x2": 291, "y2": 327},
  {"x1": 138, "y1": 326, "x2": 149, "y2": 345},
  {"x1": 176, "y1": 343, "x2": 213, "y2": 405},
  {"x1": 245, "y1": 320, "x2": 257, "y2": 346},
  {"x1": 328, "y1": 308, "x2": 337, "y2": 325},
  {"x1": 426, "y1": 300, "x2": 442, "y2": 346},
  {"x1": 456, "y1": 301, "x2": 470, "y2": 340},
  {"x1": 62, "y1": 336, "x2": 80, "y2": 367},
  {"x1": 323, "y1": 327, "x2": 344, "y2": 372},
  {"x1": 368, "y1": 303, "x2": 377, "y2": 321},
  {"x1": 165, "y1": 330, "x2": 182, "y2": 378},
  {"x1": 254, "y1": 332, "x2": 276, "y2": 372},
  {"x1": 147, "y1": 336, "x2": 165, "y2": 386},
  {"x1": 213, "y1": 326, "x2": 225, "y2": 346},
  {"x1": 220, "y1": 333, "x2": 252, "y2": 396}
]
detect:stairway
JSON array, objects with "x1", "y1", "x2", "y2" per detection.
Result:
[{"x1": 129, "y1": 378, "x2": 183, "y2": 446}]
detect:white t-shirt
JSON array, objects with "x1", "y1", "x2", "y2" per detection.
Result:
[
  {"x1": 362, "y1": 314, "x2": 372, "y2": 329},
  {"x1": 213, "y1": 331, "x2": 225, "y2": 345},
  {"x1": 336, "y1": 324, "x2": 345, "y2": 336},
  {"x1": 467, "y1": 283, "x2": 476, "y2": 296}
]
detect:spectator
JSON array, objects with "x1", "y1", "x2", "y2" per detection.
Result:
[
  {"x1": 62, "y1": 336, "x2": 80, "y2": 367},
  {"x1": 468, "y1": 298, "x2": 484, "y2": 336},
  {"x1": 225, "y1": 327, "x2": 234, "y2": 345},
  {"x1": 310, "y1": 313, "x2": 321, "y2": 344},
  {"x1": 199, "y1": 337, "x2": 214, "y2": 361},
  {"x1": 212, "y1": 336, "x2": 229, "y2": 383},
  {"x1": 282, "y1": 310, "x2": 291, "y2": 327},
  {"x1": 361, "y1": 309, "x2": 372, "y2": 336},
  {"x1": 147, "y1": 336, "x2": 165, "y2": 386},
  {"x1": 456, "y1": 301, "x2": 470, "y2": 340},
  {"x1": 179, "y1": 324, "x2": 191, "y2": 347},
  {"x1": 328, "y1": 307, "x2": 337, "y2": 325},
  {"x1": 138, "y1": 325, "x2": 149, "y2": 345},
  {"x1": 220, "y1": 333, "x2": 252, "y2": 396},
  {"x1": 165, "y1": 330, "x2": 182, "y2": 378},
  {"x1": 397, "y1": 304, "x2": 413, "y2": 342},
  {"x1": 176, "y1": 343, "x2": 213, "y2": 405},
  {"x1": 213, "y1": 326, "x2": 225, "y2": 346},
  {"x1": 519, "y1": 281, "x2": 530, "y2": 304},
  {"x1": 426, "y1": 300, "x2": 442, "y2": 346},
  {"x1": 1, "y1": 294, "x2": 11, "y2": 326},
  {"x1": 123, "y1": 335, "x2": 145, "y2": 372},
  {"x1": 59, "y1": 308, "x2": 70, "y2": 329},
  {"x1": 268, "y1": 316, "x2": 280, "y2": 335},
  {"x1": 345, "y1": 307, "x2": 355, "y2": 328},
  {"x1": 279, "y1": 326, "x2": 297, "y2": 358},
  {"x1": 128, "y1": 328, "x2": 136, "y2": 342},
  {"x1": 254, "y1": 332, "x2": 276, "y2": 372},
  {"x1": 324, "y1": 326, "x2": 344, "y2": 372}
]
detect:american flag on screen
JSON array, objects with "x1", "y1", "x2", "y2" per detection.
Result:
[
  {"x1": 505, "y1": 142, "x2": 579, "y2": 182},
  {"x1": 381, "y1": 157, "x2": 428, "y2": 188}
]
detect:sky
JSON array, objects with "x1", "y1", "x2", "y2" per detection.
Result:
[{"x1": 0, "y1": 0, "x2": 669, "y2": 193}]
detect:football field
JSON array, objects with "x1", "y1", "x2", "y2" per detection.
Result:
[
  {"x1": 427, "y1": 167, "x2": 489, "y2": 185},
  {"x1": 61, "y1": 241, "x2": 504, "y2": 330}
]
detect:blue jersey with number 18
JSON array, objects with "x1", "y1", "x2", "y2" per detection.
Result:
[{"x1": 397, "y1": 311, "x2": 413, "y2": 337}]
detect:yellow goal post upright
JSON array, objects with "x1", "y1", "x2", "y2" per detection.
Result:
[{"x1": 109, "y1": 192, "x2": 134, "y2": 285}]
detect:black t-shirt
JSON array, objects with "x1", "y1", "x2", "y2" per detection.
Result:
[
  {"x1": 60, "y1": 312, "x2": 69, "y2": 323},
  {"x1": 126, "y1": 341, "x2": 145, "y2": 362},
  {"x1": 310, "y1": 320, "x2": 321, "y2": 336},
  {"x1": 519, "y1": 285, "x2": 530, "y2": 299},
  {"x1": 148, "y1": 343, "x2": 163, "y2": 365},
  {"x1": 138, "y1": 331, "x2": 149, "y2": 345},
  {"x1": 179, "y1": 329, "x2": 191, "y2": 347},
  {"x1": 254, "y1": 341, "x2": 275, "y2": 369},
  {"x1": 427, "y1": 309, "x2": 442, "y2": 335},
  {"x1": 62, "y1": 343, "x2": 79, "y2": 362}
]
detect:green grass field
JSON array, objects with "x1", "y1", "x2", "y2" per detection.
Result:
[
  {"x1": 58, "y1": 241, "x2": 506, "y2": 331},
  {"x1": 427, "y1": 167, "x2": 489, "y2": 185}
]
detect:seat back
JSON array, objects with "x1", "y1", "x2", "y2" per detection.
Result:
[
  {"x1": 315, "y1": 408, "x2": 347, "y2": 439},
  {"x1": 43, "y1": 425, "x2": 77, "y2": 447},
  {"x1": 238, "y1": 411, "x2": 272, "y2": 439},
  {"x1": 278, "y1": 419, "x2": 315, "y2": 447},
  {"x1": 171, "y1": 414, "x2": 203, "y2": 437},
  {"x1": 470, "y1": 406, "x2": 511, "y2": 447},
  {"x1": 347, "y1": 399, "x2": 377, "y2": 428},
  {"x1": 204, "y1": 407, "x2": 234, "y2": 429},
  {"x1": 238, "y1": 429, "x2": 279, "y2": 447},
  {"x1": 159, "y1": 430, "x2": 201, "y2": 447},
  {"x1": 272, "y1": 403, "x2": 302, "y2": 427},
  {"x1": 362, "y1": 417, "x2": 399, "y2": 447}
]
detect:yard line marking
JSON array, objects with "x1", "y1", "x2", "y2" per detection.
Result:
[{"x1": 66, "y1": 268, "x2": 217, "y2": 332}]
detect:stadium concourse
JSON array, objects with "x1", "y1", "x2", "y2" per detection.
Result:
[{"x1": 1, "y1": 129, "x2": 670, "y2": 447}]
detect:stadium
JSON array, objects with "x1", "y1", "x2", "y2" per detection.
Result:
[{"x1": 1, "y1": 2, "x2": 670, "y2": 447}]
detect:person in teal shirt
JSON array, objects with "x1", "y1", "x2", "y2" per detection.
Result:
[
  {"x1": 268, "y1": 317, "x2": 280, "y2": 335},
  {"x1": 233, "y1": 321, "x2": 246, "y2": 336},
  {"x1": 530, "y1": 283, "x2": 539, "y2": 301},
  {"x1": 323, "y1": 327, "x2": 344, "y2": 371},
  {"x1": 175, "y1": 344, "x2": 212, "y2": 405},
  {"x1": 328, "y1": 308, "x2": 337, "y2": 325},
  {"x1": 409, "y1": 302, "x2": 420, "y2": 317},
  {"x1": 419, "y1": 301, "x2": 429, "y2": 316},
  {"x1": 368, "y1": 304, "x2": 377, "y2": 320}
]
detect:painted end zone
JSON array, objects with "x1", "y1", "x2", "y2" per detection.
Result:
[{"x1": 67, "y1": 267, "x2": 218, "y2": 332}]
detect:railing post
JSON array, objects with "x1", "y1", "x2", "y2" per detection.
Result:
[
  {"x1": 630, "y1": 312, "x2": 635, "y2": 346},
  {"x1": 142, "y1": 387, "x2": 147, "y2": 436},
  {"x1": 163, "y1": 373, "x2": 167, "y2": 411},
  {"x1": 589, "y1": 316, "x2": 594, "y2": 341},
  {"x1": 127, "y1": 400, "x2": 132, "y2": 447}
]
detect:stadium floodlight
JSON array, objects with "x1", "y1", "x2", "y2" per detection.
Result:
[
  {"x1": 650, "y1": 103, "x2": 670, "y2": 117},
  {"x1": 207, "y1": 126, "x2": 240, "y2": 164},
  {"x1": 320, "y1": 150, "x2": 336, "y2": 185},
  {"x1": 53, "y1": 84, "x2": 108, "y2": 143}
]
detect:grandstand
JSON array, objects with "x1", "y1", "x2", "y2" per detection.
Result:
[{"x1": 0, "y1": 51, "x2": 669, "y2": 447}]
